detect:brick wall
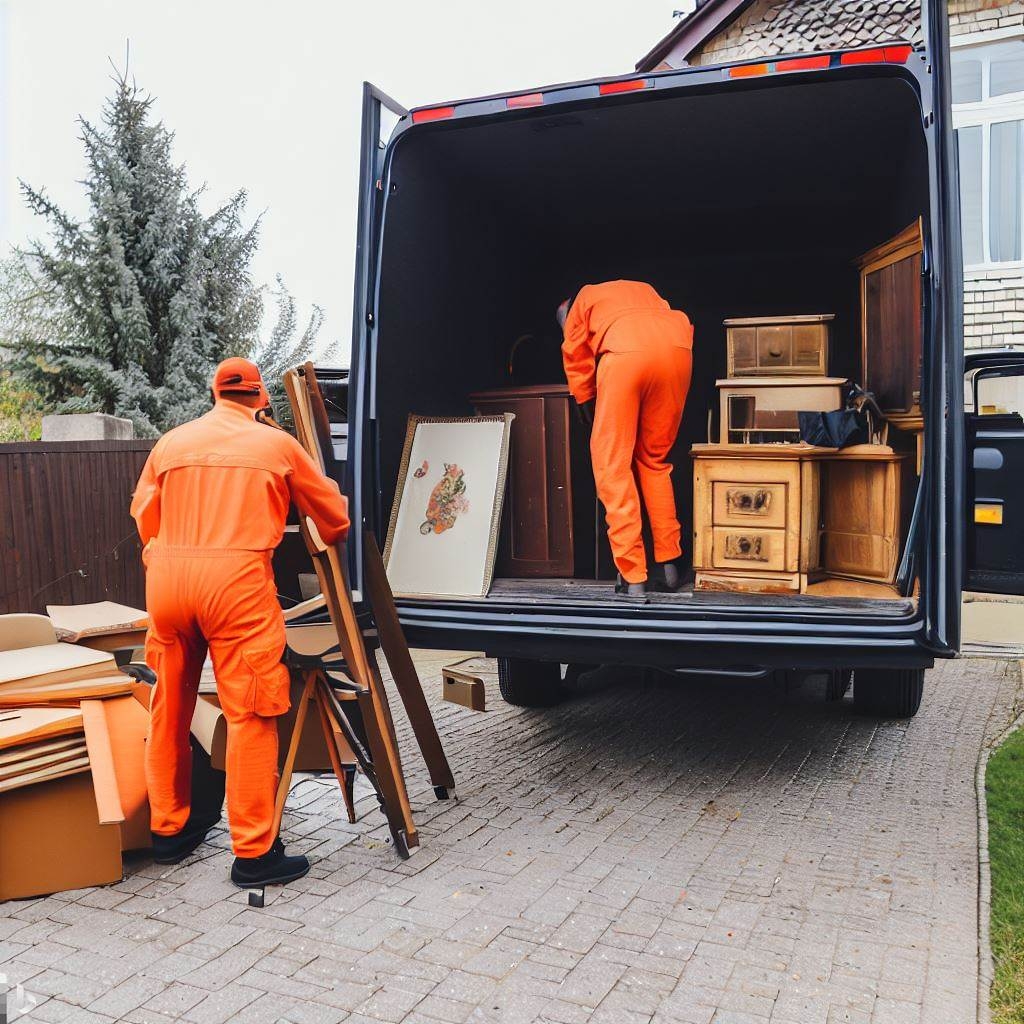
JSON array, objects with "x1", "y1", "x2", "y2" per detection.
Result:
[
  {"x1": 949, "y1": 0, "x2": 1024, "y2": 33},
  {"x1": 963, "y1": 268, "x2": 1024, "y2": 347}
]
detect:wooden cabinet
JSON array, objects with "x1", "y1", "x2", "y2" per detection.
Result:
[
  {"x1": 717, "y1": 376, "x2": 847, "y2": 444},
  {"x1": 858, "y1": 220, "x2": 923, "y2": 416},
  {"x1": 725, "y1": 314, "x2": 832, "y2": 377},
  {"x1": 471, "y1": 385, "x2": 596, "y2": 578},
  {"x1": 692, "y1": 444, "x2": 906, "y2": 593}
]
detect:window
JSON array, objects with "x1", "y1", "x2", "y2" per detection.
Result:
[{"x1": 952, "y1": 37, "x2": 1024, "y2": 268}]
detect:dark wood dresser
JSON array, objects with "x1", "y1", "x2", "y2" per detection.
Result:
[{"x1": 470, "y1": 384, "x2": 599, "y2": 578}]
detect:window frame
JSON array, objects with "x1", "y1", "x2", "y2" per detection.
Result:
[{"x1": 952, "y1": 30, "x2": 1024, "y2": 272}]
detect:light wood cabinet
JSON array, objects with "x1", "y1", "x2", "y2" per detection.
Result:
[
  {"x1": 692, "y1": 444, "x2": 906, "y2": 593},
  {"x1": 725, "y1": 314, "x2": 832, "y2": 377}
]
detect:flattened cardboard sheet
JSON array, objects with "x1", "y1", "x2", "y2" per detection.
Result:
[
  {"x1": 46, "y1": 602, "x2": 149, "y2": 641},
  {"x1": 0, "y1": 707, "x2": 83, "y2": 750},
  {"x1": 0, "y1": 644, "x2": 116, "y2": 690}
]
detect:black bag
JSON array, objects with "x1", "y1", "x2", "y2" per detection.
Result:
[{"x1": 798, "y1": 408, "x2": 869, "y2": 449}]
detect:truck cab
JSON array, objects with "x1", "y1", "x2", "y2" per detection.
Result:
[{"x1": 331, "y1": 6, "x2": 1019, "y2": 719}]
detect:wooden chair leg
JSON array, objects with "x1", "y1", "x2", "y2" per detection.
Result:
[
  {"x1": 273, "y1": 668, "x2": 317, "y2": 839},
  {"x1": 363, "y1": 531, "x2": 456, "y2": 795},
  {"x1": 314, "y1": 687, "x2": 358, "y2": 823},
  {"x1": 356, "y1": 686, "x2": 419, "y2": 856}
]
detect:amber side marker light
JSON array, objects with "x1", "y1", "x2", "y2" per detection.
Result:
[{"x1": 507, "y1": 92, "x2": 544, "y2": 109}]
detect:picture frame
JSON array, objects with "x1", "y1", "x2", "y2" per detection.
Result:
[{"x1": 383, "y1": 414, "x2": 515, "y2": 598}]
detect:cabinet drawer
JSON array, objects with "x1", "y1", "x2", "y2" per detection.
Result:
[
  {"x1": 712, "y1": 481, "x2": 788, "y2": 529},
  {"x1": 711, "y1": 527, "x2": 788, "y2": 572},
  {"x1": 756, "y1": 326, "x2": 793, "y2": 371}
]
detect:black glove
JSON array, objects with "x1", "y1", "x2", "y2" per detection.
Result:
[{"x1": 577, "y1": 398, "x2": 596, "y2": 427}]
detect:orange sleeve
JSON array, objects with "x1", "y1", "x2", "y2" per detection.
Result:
[
  {"x1": 287, "y1": 441, "x2": 351, "y2": 545},
  {"x1": 561, "y1": 294, "x2": 596, "y2": 404},
  {"x1": 130, "y1": 444, "x2": 163, "y2": 546}
]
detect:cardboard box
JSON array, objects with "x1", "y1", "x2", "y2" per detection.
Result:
[
  {"x1": 0, "y1": 771, "x2": 123, "y2": 900},
  {"x1": 200, "y1": 673, "x2": 331, "y2": 771}
]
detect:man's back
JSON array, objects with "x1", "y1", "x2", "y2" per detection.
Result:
[{"x1": 131, "y1": 399, "x2": 348, "y2": 552}]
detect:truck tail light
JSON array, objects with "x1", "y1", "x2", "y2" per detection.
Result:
[
  {"x1": 840, "y1": 44, "x2": 913, "y2": 66},
  {"x1": 598, "y1": 79, "x2": 651, "y2": 95},
  {"x1": 775, "y1": 55, "x2": 831, "y2": 72},
  {"x1": 412, "y1": 106, "x2": 455, "y2": 124}
]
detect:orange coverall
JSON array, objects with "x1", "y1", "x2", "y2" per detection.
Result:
[
  {"x1": 562, "y1": 281, "x2": 693, "y2": 583},
  {"x1": 130, "y1": 399, "x2": 350, "y2": 857}
]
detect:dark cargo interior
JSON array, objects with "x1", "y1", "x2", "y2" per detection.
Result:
[{"x1": 371, "y1": 72, "x2": 929, "y2": 611}]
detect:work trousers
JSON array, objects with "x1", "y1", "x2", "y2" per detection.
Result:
[
  {"x1": 591, "y1": 346, "x2": 692, "y2": 583},
  {"x1": 143, "y1": 546, "x2": 291, "y2": 857}
]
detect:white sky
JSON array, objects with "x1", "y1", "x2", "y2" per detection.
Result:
[{"x1": 0, "y1": 0, "x2": 684, "y2": 364}]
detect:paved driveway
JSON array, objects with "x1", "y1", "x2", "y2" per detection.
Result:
[{"x1": 1, "y1": 654, "x2": 1020, "y2": 1024}]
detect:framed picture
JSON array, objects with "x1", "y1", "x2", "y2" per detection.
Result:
[{"x1": 384, "y1": 415, "x2": 514, "y2": 597}]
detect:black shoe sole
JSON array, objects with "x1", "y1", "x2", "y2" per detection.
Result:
[{"x1": 231, "y1": 862, "x2": 311, "y2": 889}]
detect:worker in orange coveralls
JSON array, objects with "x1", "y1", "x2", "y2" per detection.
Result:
[
  {"x1": 130, "y1": 358, "x2": 349, "y2": 887},
  {"x1": 558, "y1": 281, "x2": 693, "y2": 596}
]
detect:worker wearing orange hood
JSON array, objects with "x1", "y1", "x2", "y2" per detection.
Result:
[
  {"x1": 130, "y1": 358, "x2": 350, "y2": 887},
  {"x1": 558, "y1": 281, "x2": 693, "y2": 595}
]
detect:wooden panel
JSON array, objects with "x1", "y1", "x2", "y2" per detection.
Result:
[
  {"x1": 792, "y1": 324, "x2": 827, "y2": 372},
  {"x1": 711, "y1": 527, "x2": 788, "y2": 572},
  {"x1": 695, "y1": 570, "x2": 803, "y2": 594},
  {"x1": 0, "y1": 441, "x2": 154, "y2": 614},
  {"x1": 473, "y1": 390, "x2": 574, "y2": 578},
  {"x1": 728, "y1": 327, "x2": 757, "y2": 374},
  {"x1": 819, "y1": 459, "x2": 902, "y2": 583},
  {"x1": 860, "y1": 221, "x2": 923, "y2": 415},
  {"x1": 712, "y1": 481, "x2": 788, "y2": 529}
]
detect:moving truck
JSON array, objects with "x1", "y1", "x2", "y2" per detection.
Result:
[{"x1": 331, "y1": 5, "x2": 1021, "y2": 719}]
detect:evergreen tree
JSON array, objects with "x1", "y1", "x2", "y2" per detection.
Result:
[
  {"x1": 15, "y1": 71, "x2": 262, "y2": 435},
  {"x1": 250, "y1": 273, "x2": 338, "y2": 426}
]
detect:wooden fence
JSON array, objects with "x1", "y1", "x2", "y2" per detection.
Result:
[{"x1": 0, "y1": 440, "x2": 155, "y2": 614}]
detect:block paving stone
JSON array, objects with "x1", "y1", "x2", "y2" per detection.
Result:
[{"x1": 1, "y1": 651, "x2": 1019, "y2": 1023}]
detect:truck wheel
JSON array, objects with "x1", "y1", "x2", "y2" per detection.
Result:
[
  {"x1": 497, "y1": 658, "x2": 563, "y2": 708},
  {"x1": 852, "y1": 668, "x2": 925, "y2": 718}
]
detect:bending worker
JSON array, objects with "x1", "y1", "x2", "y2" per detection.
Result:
[
  {"x1": 558, "y1": 280, "x2": 693, "y2": 596},
  {"x1": 130, "y1": 358, "x2": 350, "y2": 887}
]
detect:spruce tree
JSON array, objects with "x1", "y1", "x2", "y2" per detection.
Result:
[{"x1": 15, "y1": 71, "x2": 262, "y2": 435}]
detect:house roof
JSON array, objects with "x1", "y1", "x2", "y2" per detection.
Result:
[{"x1": 636, "y1": 0, "x2": 922, "y2": 71}]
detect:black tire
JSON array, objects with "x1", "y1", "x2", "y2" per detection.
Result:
[
  {"x1": 497, "y1": 658, "x2": 564, "y2": 708},
  {"x1": 852, "y1": 667, "x2": 925, "y2": 718}
]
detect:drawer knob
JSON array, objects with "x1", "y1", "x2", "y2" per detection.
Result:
[
  {"x1": 725, "y1": 534, "x2": 768, "y2": 561},
  {"x1": 726, "y1": 488, "x2": 772, "y2": 515}
]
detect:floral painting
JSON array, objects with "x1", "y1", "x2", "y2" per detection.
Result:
[
  {"x1": 384, "y1": 415, "x2": 514, "y2": 598},
  {"x1": 420, "y1": 463, "x2": 469, "y2": 535}
]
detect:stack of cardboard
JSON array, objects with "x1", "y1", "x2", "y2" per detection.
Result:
[{"x1": 0, "y1": 615, "x2": 153, "y2": 899}]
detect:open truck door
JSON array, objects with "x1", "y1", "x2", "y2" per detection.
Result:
[
  {"x1": 919, "y1": 0, "x2": 967, "y2": 651},
  {"x1": 347, "y1": 83, "x2": 407, "y2": 594},
  {"x1": 965, "y1": 350, "x2": 1024, "y2": 595}
]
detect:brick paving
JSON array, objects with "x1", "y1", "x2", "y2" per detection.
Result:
[{"x1": 1, "y1": 653, "x2": 1021, "y2": 1024}]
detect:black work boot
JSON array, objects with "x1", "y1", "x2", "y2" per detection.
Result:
[
  {"x1": 152, "y1": 811, "x2": 222, "y2": 865},
  {"x1": 231, "y1": 838, "x2": 310, "y2": 888},
  {"x1": 650, "y1": 560, "x2": 683, "y2": 593},
  {"x1": 615, "y1": 574, "x2": 647, "y2": 597}
]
